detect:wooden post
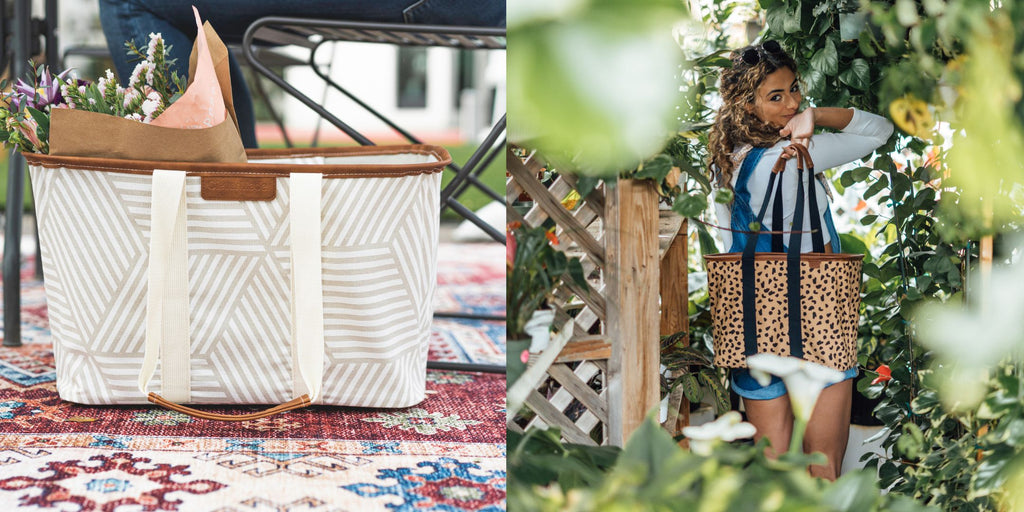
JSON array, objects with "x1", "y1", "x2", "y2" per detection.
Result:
[
  {"x1": 606, "y1": 179, "x2": 661, "y2": 446},
  {"x1": 659, "y1": 217, "x2": 691, "y2": 438},
  {"x1": 659, "y1": 218, "x2": 689, "y2": 336}
]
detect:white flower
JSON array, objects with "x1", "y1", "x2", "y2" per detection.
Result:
[
  {"x1": 123, "y1": 88, "x2": 139, "y2": 109},
  {"x1": 746, "y1": 354, "x2": 845, "y2": 423},
  {"x1": 141, "y1": 98, "x2": 159, "y2": 116},
  {"x1": 128, "y1": 61, "x2": 150, "y2": 88},
  {"x1": 524, "y1": 309, "x2": 555, "y2": 352},
  {"x1": 140, "y1": 91, "x2": 162, "y2": 117},
  {"x1": 124, "y1": 113, "x2": 142, "y2": 122},
  {"x1": 146, "y1": 33, "x2": 162, "y2": 61},
  {"x1": 682, "y1": 411, "x2": 757, "y2": 456},
  {"x1": 914, "y1": 253, "x2": 1024, "y2": 409}
]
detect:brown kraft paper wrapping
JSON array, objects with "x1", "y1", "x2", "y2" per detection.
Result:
[{"x1": 49, "y1": 21, "x2": 254, "y2": 198}]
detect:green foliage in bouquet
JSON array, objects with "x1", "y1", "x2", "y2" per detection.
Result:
[
  {"x1": 62, "y1": 36, "x2": 187, "y2": 122},
  {"x1": 0, "y1": 33, "x2": 187, "y2": 154}
]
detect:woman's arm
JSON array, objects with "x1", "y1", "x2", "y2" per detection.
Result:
[
  {"x1": 780, "y1": 107, "x2": 854, "y2": 147},
  {"x1": 779, "y1": 108, "x2": 893, "y2": 171}
]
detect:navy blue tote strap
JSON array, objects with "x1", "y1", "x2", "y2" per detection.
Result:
[
  {"x1": 785, "y1": 150, "x2": 809, "y2": 358},
  {"x1": 738, "y1": 143, "x2": 824, "y2": 359},
  {"x1": 771, "y1": 180, "x2": 785, "y2": 252},
  {"x1": 805, "y1": 172, "x2": 826, "y2": 253},
  {"x1": 740, "y1": 155, "x2": 785, "y2": 357}
]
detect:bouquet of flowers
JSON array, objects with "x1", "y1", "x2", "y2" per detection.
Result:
[
  {"x1": 1, "y1": 6, "x2": 243, "y2": 164},
  {"x1": 0, "y1": 33, "x2": 187, "y2": 154}
]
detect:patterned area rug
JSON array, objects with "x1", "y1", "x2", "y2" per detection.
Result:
[
  {"x1": 430, "y1": 243, "x2": 506, "y2": 366},
  {"x1": 0, "y1": 242, "x2": 506, "y2": 511}
]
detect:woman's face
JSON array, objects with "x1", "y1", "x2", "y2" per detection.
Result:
[{"x1": 749, "y1": 66, "x2": 801, "y2": 128}]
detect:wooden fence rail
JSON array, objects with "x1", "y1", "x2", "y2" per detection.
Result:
[{"x1": 507, "y1": 146, "x2": 691, "y2": 445}]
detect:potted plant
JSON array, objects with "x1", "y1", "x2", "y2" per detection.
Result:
[{"x1": 507, "y1": 222, "x2": 587, "y2": 387}]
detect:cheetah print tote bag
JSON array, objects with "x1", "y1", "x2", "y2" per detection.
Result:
[{"x1": 704, "y1": 145, "x2": 862, "y2": 370}]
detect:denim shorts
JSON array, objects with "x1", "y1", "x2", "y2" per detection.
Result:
[{"x1": 731, "y1": 366, "x2": 859, "y2": 400}]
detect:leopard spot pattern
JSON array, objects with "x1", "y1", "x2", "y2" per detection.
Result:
[{"x1": 705, "y1": 255, "x2": 862, "y2": 370}]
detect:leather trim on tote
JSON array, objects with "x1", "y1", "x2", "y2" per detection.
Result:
[
  {"x1": 201, "y1": 176, "x2": 277, "y2": 201},
  {"x1": 23, "y1": 144, "x2": 452, "y2": 178}
]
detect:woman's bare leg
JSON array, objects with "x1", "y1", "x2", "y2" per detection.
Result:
[
  {"x1": 802, "y1": 380, "x2": 852, "y2": 481},
  {"x1": 743, "y1": 395, "x2": 794, "y2": 458}
]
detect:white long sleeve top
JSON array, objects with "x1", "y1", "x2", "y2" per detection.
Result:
[{"x1": 712, "y1": 108, "x2": 894, "y2": 252}]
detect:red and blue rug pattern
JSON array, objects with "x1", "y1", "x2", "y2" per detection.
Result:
[
  {"x1": 429, "y1": 243, "x2": 506, "y2": 366},
  {"x1": 0, "y1": 242, "x2": 506, "y2": 510}
]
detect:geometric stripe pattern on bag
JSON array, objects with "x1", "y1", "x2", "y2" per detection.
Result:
[{"x1": 28, "y1": 151, "x2": 441, "y2": 407}]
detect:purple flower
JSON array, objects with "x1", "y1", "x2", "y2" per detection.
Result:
[{"x1": 9, "y1": 67, "x2": 71, "y2": 111}]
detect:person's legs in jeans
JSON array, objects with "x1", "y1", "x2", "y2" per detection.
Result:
[{"x1": 98, "y1": 0, "x2": 258, "y2": 147}]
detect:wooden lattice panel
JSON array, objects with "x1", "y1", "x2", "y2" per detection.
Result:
[
  {"x1": 507, "y1": 146, "x2": 666, "y2": 446},
  {"x1": 507, "y1": 148, "x2": 611, "y2": 445}
]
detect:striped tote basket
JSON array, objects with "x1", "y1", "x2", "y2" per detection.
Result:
[{"x1": 25, "y1": 146, "x2": 447, "y2": 416}]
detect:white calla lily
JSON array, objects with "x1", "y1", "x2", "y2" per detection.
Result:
[
  {"x1": 682, "y1": 411, "x2": 757, "y2": 456},
  {"x1": 523, "y1": 309, "x2": 555, "y2": 353},
  {"x1": 746, "y1": 354, "x2": 845, "y2": 424}
]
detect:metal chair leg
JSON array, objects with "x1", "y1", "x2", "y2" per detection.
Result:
[{"x1": 3, "y1": 154, "x2": 25, "y2": 347}]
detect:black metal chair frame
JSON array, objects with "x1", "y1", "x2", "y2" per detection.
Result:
[
  {"x1": 3, "y1": 0, "x2": 57, "y2": 348},
  {"x1": 241, "y1": 18, "x2": 506, "y2": 243},
  {"x1": 242, "y1": 18, "x2": 507, "y2": 373}
]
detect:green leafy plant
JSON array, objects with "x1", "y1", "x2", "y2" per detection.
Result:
[
  {"x1": 508, "y1": 0, "x2": 689, "y2": 176},
  {"x1": 511, "y1": 414, "x2": 936, "y2": 511},
  {"x1": 507, "y1": 223, "x2": 587, "y2": 340},
  {"x1": 660, "y1": 330, "x2": 729, "y2": 415},
  {"x1": 508, "y1": 427, "x2": 622, "y2": 498},
  {"x1": 761, "y1": 1, "x2": 1024, "y2": 509}
]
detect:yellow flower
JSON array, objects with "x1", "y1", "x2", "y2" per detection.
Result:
[
  {"x1": 889, "y1": 94, "x2": 934, "y2": 139},
  {"x1": 561, "y1": 190, "x2": 580, "y2": 210}
]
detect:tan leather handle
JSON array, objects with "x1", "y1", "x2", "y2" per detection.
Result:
[
  {"x1": 771, "y1": 142, "x2": 814, "y2": 173},
  {"x1": 148, "y1": 393, "x2": 311, "y2": 421},
  {"x1": 793, "y1": 143, "x2": 814, "y2": 169}
]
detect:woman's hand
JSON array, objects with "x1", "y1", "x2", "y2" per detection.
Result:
[{"x1": 779, "y1": 108, "x2": 815, "y2": 158}]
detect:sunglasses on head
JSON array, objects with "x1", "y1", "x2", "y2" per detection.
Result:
[{"x1": 740, "y1": 40, "x2": 784, "y2": 66}]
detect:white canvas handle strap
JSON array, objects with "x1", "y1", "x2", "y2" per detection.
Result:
[
  {"x1": 290, "y1": 173, "x2": 325, "y2": 403},
  {"x1": 139, "y1": 170, "x2": 192, "y2": 403},
  {"x1": 140, "y1": 172, "x2": 325, "y2": 416}
]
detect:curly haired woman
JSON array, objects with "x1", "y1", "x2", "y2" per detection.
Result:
[{"x1": 707, "y1": 40, "x2": 893, "y2": 480}]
